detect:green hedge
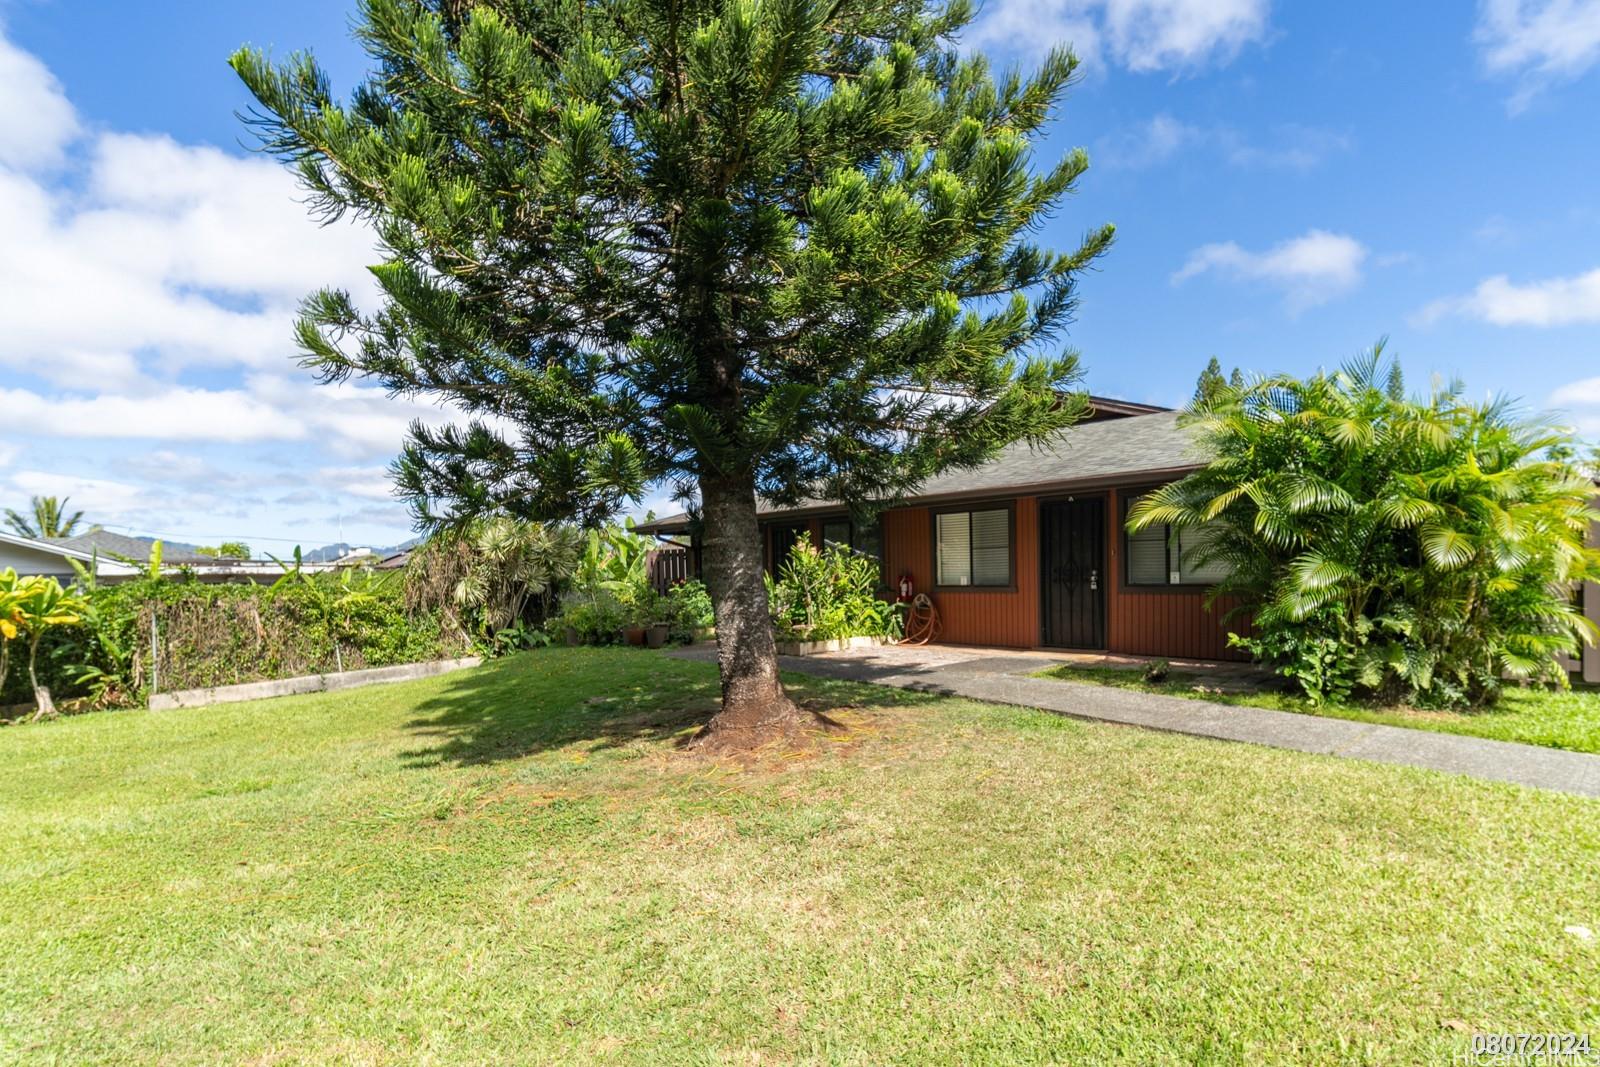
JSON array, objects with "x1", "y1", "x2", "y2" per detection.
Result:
[{"x1": 2, "y1": 573, "x2": 466, "y2": 713}]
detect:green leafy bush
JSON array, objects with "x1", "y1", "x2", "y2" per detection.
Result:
[
  {"x1": 766, "y1": 535, "x2": 901, "y2": 641},
  {"x1": 404, "y1": 518, "x2": 581, "y2": 641},
  {"x1": 2, "y1": 562, "x2": 467, "y2": 717},
  {"x1": 1132, "y1": 350, "x2": 1600, "y2": 708},
  {"x1": 551, "y1": 522, "x2": 663, "y2": 640},
  {"x1": 663, "y1": 579, "x2": 715, "y2": 642},
  {"x1": 552, "y1": 595, "x2": 630, "y2": 644}
]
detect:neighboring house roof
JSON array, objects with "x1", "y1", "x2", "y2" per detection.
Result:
[
  {"x1": 636, "y1": 409, "x2": 1206, "y2": 535},
  {"x1": 0, "y1": 531, "x2": 141, "y2": 575},
  {"x1": 51, "y1": 530, "x2": 203, "y2": 563}
]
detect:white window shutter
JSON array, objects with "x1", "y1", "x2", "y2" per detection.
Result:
[
  {"x1": 936, "y1": 512, "x2": 971, "y2": 586},
  {"x1": 1178, "y1": 524, "x2": 1232, "y2": 584},
  {"x1": 970, "y1": 509, "x2": 1010, "y2": 585},
  {"x1": 1126, "y1": 494, "x2": 1169, "y2": 585}
]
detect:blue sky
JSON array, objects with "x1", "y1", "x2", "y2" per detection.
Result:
[{"x1": 1, "y1": 0, "x2": 1597, "y2": 553}]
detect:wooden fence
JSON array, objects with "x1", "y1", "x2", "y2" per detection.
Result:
[{"x1": 646, "y1": 547, "x2": 692, "y2": 592}]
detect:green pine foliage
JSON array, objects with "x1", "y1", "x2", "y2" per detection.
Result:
[
  {"x1": 1192, "y1": 357, "x2": 1228, "y2": 406},
  {"x1": 1130, "y1": 346, "x2": 1600, "y2": 708},
  {"x1": 229, "y1": 0, "x2": 1110, "y2": 558}
]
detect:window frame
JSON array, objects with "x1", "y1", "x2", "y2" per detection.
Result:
[
  {"x1": 767, "y1": 514, "x2": 888, "y2": 587},
  {"x1": 930, "y1": 501, "x2": 1017, "y2": 592},
  {"x1": 1120, "y1": 487, "x2": 1225, "y2": 592},
  {"x1": 820, "y1": 519, "x2": 854, "y2": 552}
]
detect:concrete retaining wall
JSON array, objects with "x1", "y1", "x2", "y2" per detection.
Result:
[
  {"x1": 775, "y1": 635, "x2": 895, "y2": 657},
  {"x1": 148, "y1": 657, "x2": 483, "y2": 711}
]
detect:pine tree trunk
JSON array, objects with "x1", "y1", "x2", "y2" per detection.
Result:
[{"x1": 694, "y1": 469, "x2": 811, "y2": 748}]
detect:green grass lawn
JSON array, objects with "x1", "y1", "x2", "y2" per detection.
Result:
[
  {"x1": 1033, "y1": 663, "x2": 1600, "y2": 755},
  {"x1": 2, "y1": 648, "x2": 1597, "y2": 1064}
]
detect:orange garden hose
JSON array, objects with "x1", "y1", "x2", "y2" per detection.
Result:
[{"x1": 900, "y1": 594, "x2": 942, "y2": 645}]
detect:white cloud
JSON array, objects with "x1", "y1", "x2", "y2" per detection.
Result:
[
  {"x1": 970, "y1": 0, "x2": 1271, "y2": 71},
  {"x1": 0, "y1": 24, "x2": 79, "y2": 169},
  {"x1": 1416, "y1": 267, "x2": 1600, "y2": 326},
  {"x1": 0, "y1": 141, "x2": 377, "y2": 389},
  {"x1": 1552, "y1": 376, "x2": 1600, "y2": 406},
  {"x1": 0, "y1": 469, "x2": 264, "y2": 530},
  {"x1": 1099, "y1": 114, "x2": 1200, "y2": 168},
  {"x1": 0, "y1": 385, "x2": 299, "y2": 443},
  {"x1": 315, "y1": 466, "x2": 400, "y2": 502},
  {"x1": 1476, "y1": 0, "x2": 1600, "y2": 110},
  {"x1": 7, "y1": 471, "x2": 155, "y2": 517},
  {"x1": 1550, "y1": 376, "x2": 1600, "y2": 436},
  {"x1": 0, "y1": 377, "x2": 462, "y2": 461},
  {"x1": 1172, "y1": 229, "x2": 1368, "y2": 311},
  {"x1": 1099, "y1": 114, "x2": 1349, "y2": 170}
]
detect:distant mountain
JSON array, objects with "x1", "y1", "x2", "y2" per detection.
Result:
[
  {"x1": 302, "y1": 538, "x2": 420, "y2": 564},
  {"x1": 302, "y1": 543, "x2": 352, "y2": 564}
]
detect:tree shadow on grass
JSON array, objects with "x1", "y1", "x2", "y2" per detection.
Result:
[
  {"x1": 398, "y1": 648, "x2": 948, "y2": 769},
  {"x1": 398, "y1": 652, "x2": 712, "y2": 768}
]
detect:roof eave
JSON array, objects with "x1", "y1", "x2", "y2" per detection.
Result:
[{"x1": 632, "y1": 463, "x2": 1206, "y2": 534}]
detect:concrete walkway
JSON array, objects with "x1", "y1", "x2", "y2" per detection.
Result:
[{"x1": 670, "y1": 644, "x2": 1600, "y2": 798}]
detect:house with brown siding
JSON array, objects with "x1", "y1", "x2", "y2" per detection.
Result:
[{"x1": 639, "y1": 398, "x2": 1254, "y2": 661}]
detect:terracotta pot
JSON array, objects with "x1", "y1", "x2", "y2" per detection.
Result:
[{"x1": 622, "y1": 625, "x2": 646, "y2": 647}]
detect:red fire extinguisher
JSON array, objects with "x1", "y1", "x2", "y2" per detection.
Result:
[{"x1": 897, "y1": 572, "x2": 915, "y2": 602}]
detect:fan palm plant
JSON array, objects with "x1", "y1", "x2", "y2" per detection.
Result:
[{"x1": 1131, "y1": 346, "x2": 1600, "y2": 707}]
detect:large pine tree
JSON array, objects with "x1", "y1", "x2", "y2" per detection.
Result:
[{"x1": 233, "y1": 0, "x2": 1112, "y2": 746}]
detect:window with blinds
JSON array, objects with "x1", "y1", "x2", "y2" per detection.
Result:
[
  {"x1": 1125, "y1": 493, "x2": 1231, "y2": 586},
  {"x1": 821, "y1": 520, "x2": 852, "y2": 550},
  {"x1": 935, "y1": 508, "x2": 1011, "y2": 587}
]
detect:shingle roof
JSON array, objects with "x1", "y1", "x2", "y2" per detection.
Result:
[
  {"x1": 52, "y1": 530, "x2": 203, "y2": 563},
  {"x1": 636, "y1": 410, "x2": 1206, "y2": 533}
]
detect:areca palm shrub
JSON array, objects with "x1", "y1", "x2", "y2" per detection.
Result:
[{"x1": 1129, "y1": 351, "x2": 1600, "y2": 708}]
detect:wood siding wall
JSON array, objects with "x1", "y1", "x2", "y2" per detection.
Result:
[
  {"x1": 874, "y1": 488, "x2": 1249, "y2": 660},
  {"x1": 882, "y1": 500, "x2": 1041, "y2": 648},
  {"x1": 1104, "y1": 487, "x2": 1248, "y2": 661}
]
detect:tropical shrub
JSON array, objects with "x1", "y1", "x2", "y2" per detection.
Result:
[
  {"x1": 767, "y1": 535, "x2": 901, "y2": 642},
  {"x1": 1130, "y1": 350, "x2": 1600, "y2": 708},
  {"x1": 663, "y1": 580, "x2": 715, "y2": 643},
  {"x1": 552, "y1": 595, "x2": 630, "y2": 644},
  {"x1": 405, "y1": 518, "x2": 582, "y2": 641},
  {"x1": 0, "y1": 570, "x2": 30, "y2": 704},
  {"x1": 3, "y1": 556, "x2": 468, "y2": 719},
  {"x1": 550, "y1": 522, "x2": 662, "y2": 640},
  {"x1": 0, "y1": 572, "x2": 88, "y2": 718}
]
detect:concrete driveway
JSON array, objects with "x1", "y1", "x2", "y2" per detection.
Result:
[{"x1": 670, "y1": 642, "x2": 1600, "y2": 798}]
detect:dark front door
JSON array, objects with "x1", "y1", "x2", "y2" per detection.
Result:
[{"x1": 1041, "y1": 498, "x2": 1106, "y2": 649}]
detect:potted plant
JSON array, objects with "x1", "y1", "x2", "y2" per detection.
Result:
[
  {"x1": 646, "y1": 612, "x2": 671, "y2": 649},
  {"x1": 621, "y1": 595, "x2": 649, "y2": 645}
]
